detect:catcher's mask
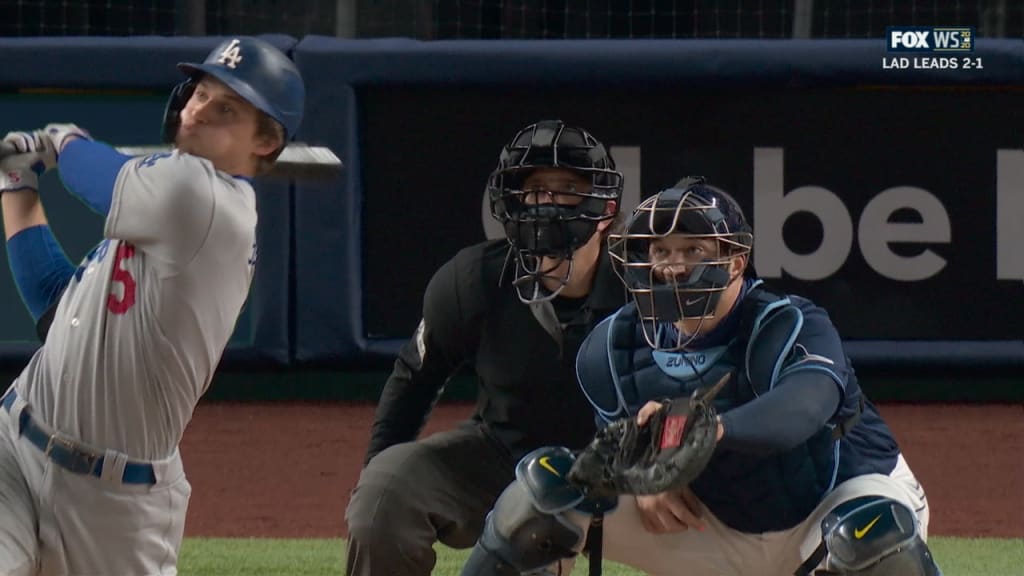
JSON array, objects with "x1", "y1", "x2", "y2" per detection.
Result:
[
  {"x1": 487, "y1": 120, "x2": 623, "y2": 302},
  {"x1": 609, "y1": 177, "x2": 752, "y2": 350}
]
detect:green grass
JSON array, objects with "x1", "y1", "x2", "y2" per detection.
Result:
[{"x1": 180, "y1": 536, "x2": 1024, "y2": 575}]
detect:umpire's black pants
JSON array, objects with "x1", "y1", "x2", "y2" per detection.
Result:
[{"x1": 344, "y1": 423, "x2": 516, "y2": 576}]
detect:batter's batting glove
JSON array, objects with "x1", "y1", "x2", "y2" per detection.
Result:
[
  {"x1": 0, "y1": 131, "x2": 55, "y2": 194},
  {"x1": 43, "y1": 123, "x2": 91, "y2": 155},
  {"x1": 3, "y1": 130, "x2": 57, "y2": 169}
]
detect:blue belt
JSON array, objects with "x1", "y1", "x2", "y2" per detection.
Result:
[{"x1": 1, "y1": 388, "x2": 157, "y2": 485}]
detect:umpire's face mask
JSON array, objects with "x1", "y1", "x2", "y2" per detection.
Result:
[{"x1": 492, "y1": 168, "x2": 611, "y2": 303}]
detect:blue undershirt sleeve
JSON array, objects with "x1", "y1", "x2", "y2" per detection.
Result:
[
  {"x1": 717, "y1": 370, "x2": 841, "y2": 454},
  {"x1": 57, "y1": 138, "x2": 132, "y2": 216},
  {"x1": 6, "y1": 224, "x2": 75, "y2": 321}
]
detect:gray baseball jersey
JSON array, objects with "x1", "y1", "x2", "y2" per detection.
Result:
[{"x1": 12, "y1": 150, "x2": 256, "y2": 460}]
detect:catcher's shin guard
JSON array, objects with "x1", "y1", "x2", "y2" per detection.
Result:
[
  {"x1": 461, "y1": 447, "x2": 616, "y2": 576},
  {"x1": 461, "y1": 515, "x2": 573, "y2": 576},
  {"x1": 460, "y1": 478, "x2": 582, "y2": 576},
  {"x1": 795, "y1": 496, "x2": 942, "y2": 576}
]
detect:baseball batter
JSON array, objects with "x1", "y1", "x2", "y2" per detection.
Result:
[
  {"x1": 0, "y1": 37, "x2": 304, "y2": 575},
  {"x1": 462, "y1": 178, "x2": 942, "y2": 575}
]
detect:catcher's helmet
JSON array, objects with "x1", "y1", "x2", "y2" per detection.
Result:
[
  {"x1": 162, "y1": 36, "x2": 305, "y2": 143},
  {"x1": 609, "y1": 177, "x2": 752, "y2": 350},
  {"x1": 487, "y1": 120, "x2": 623, "y2": 302}
]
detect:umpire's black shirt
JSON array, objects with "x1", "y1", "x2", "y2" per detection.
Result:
[{"x1": 366, "y1": 239, "x2": 625, "y2": 464}]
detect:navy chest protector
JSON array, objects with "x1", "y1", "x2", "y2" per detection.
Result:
[{"x1": 585, "y1": 286, "x2": 803, "y2": 421}]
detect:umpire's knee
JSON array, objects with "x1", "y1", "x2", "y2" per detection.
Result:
[{"x1": 345, "y1": 441, "x2": 431, "y2": 545}]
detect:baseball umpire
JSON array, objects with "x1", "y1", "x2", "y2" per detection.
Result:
[
  {"x1": 344, "y1": 120, "x2": 627, "y2": 576},
  {"x1": 461, "y1": 178, "x2": 942, "y2": 576},
  {"x1": 0, "y1": 37, "x2": 303, "y2": 575}
]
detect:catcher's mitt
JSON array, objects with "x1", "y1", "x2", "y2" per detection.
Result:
[{"x1": 567, "y1": 373, "x2": 729, "y2": 498}]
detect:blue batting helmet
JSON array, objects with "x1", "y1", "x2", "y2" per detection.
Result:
[{"x1": 162, "y1": 36, "x2": 305, "y2": 143}]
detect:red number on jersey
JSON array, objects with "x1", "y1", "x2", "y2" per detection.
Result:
[{"x1": 107, "y1": 244, "x2": 137, "y2": 314}]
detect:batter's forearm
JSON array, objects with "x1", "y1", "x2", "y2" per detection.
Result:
[
  {"x1": 5, "y1": 224, "x2": 74, "y2": 321},
  {"x1": 2, "y1": 189, "x2": 48, "y2": 241}
]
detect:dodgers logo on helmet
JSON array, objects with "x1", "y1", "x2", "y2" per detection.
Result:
[
  {"x1": 216, "y1": 39, "x2": 244, "y2": 69},
  {"x1": 176, "y1": 36, "x2": 305, "y2": 139}
]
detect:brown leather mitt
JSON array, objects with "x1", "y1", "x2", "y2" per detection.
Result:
[{"x1": 567, "y1": 373, "x2": 729, "y2": 498}]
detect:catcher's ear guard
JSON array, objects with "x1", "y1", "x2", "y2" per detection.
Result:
[{"x1": 161, "y1": 78, "x2": 197, "y2": 144}]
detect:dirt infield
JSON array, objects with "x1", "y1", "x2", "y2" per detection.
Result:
[{"x1": 180, "y1": 401, "x2": 1023, "y2": 539}]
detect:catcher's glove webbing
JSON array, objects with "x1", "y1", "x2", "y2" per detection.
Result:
[{"x1": 567, "y1": 373, "x2": 729, "y2": 498}]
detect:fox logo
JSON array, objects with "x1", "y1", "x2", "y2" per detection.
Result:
[{"x1": 888, "y1": 27, "x2": 973, "y2": 52}]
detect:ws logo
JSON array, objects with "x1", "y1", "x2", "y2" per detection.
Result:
[{"x1": 887, "y1": 26, "x2": 974, "y2": 52}]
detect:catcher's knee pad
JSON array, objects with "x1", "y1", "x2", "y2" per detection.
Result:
[
  {"x1": 460, "y1": 447, "x2": 617, "y2": 576},
  {"x1": 801, "y1": 496, "x2": 942, "y2": 576}
]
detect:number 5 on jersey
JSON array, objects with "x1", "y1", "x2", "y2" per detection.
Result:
[{"x1": 108, "y1": 244, "x2": 137, "y2": 314}]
